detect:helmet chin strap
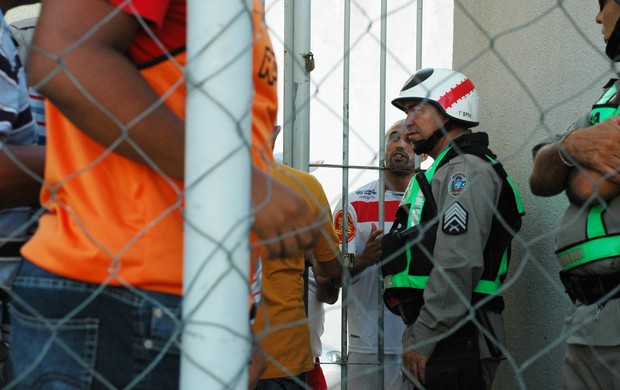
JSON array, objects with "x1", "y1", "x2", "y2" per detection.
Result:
[
  {"x1": 606, "y1": 17, "x2": 620, "y2": 61},
  {"x1": 412, "y1": 121, "x2": 458, "y2": 155}
]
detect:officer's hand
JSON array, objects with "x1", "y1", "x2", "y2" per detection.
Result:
[
  {"x1": 564, "y1": 117, "x2": 620, "y2": 183},
  {"x1": 402, "y1": 348, "x2": 430, "y2": 386},
  {"x1": 251, "y1": 167, "x2": 318, "y2": 258}
]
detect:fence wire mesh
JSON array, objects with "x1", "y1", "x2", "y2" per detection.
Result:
[{"x1": 0, "y1": 0, "x2": 617, "y2": 389}]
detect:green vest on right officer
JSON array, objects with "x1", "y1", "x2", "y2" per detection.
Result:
[{"x1": 529, "y1": 1, "x2": 620, "y2": 386}]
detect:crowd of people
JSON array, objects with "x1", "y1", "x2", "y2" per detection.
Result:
[{"x1": 0, "y1": 0, "x2": 616, "y2": 389}]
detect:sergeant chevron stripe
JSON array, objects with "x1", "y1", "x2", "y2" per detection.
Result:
[{"x1": 443, "y1": 201, "x2": 468, "y2": 235}]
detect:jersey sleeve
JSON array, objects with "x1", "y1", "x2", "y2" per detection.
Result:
[{"x1": 0, "y1": 16, "x2": 35, "y2": 145}]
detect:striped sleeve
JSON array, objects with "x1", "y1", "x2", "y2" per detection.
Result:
[{"x1": 0, "y1": 14, "x2": 35, "y2": 146}]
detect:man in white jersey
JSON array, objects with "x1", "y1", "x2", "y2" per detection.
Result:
[{"x1": 333, "y1": 119, "x2": 418, "y2": 389}]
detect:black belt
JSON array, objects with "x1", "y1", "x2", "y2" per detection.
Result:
[
  {"x1": 559, "y1": 271, "x2": 620, "y2": 305},
  {"x1": 0, "y1": 241, "x2": 24, "y2": 258}
]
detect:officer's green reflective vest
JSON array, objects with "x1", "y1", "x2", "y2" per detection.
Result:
[
  {"x1": 556, "y1": 79, "x2": 620, "y2": 271},
  {"x1": 383, "y1": 135, "x2": 523, "y2": 313},
  {"x1": 555, "y1": 204, "x2": 620, "y2": 270},
  {"x1": 590, "y1": 79, "x2": 620, "y2": 126}
]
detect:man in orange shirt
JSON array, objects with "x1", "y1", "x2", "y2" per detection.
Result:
[{"x1": 9, "y1": 0, "x2": 318, "y2": 388}]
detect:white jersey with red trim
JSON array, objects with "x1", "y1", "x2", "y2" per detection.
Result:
[{"x1": 333, "y1": 180, "x2": 406, "y2": 354}]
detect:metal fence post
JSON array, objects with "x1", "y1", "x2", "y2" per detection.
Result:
[
  {"x1": 182, "y1": 1, "x2": 253, "y2": 388},
  {"x1": 283, "y1": 0, "x2": 312, "y2": 171}
]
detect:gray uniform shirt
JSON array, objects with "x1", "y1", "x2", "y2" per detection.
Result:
[
  {"x1": 407, "y1": 131, "x2": 507, "y2": 359},
  {"x1": 553, "y1": 113, "x2": 620, "y2": 347}
]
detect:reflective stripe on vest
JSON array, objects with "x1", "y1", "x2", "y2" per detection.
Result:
[
  {"x1": 590, "y1": 81, "x2": 620, "y2": 125},
  {"x1": 402, "y1": 147, "x2": 450, "y2": 269},
  {"x1": 386, "y1": 249, "x2": 509, "y2": 295},
  {"x1": 556, "y1": 205, "x2": 620, "y2": 270},
  {"x1": 556, "y1": 80, "x2": 620, "y2": 271},
  {"x1": 403, "y1": 147, "x2": 451, "y2": 239},
  {"x1": 506, "y1": 174, "x2": 525, "y2": 215}
]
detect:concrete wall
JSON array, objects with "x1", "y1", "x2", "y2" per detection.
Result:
[{"x1": 453, "y1": 1, "x2": 614, "y2": 388}]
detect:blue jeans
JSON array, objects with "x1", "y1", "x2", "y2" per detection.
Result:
[{"x1": 8, "y1": 259, "x2": 182, "y2": 389}]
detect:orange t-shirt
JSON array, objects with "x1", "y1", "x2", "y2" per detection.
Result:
[
  {"x1": 253, "y1": 163, "x2": 340, "y2": 378},
  {"x1": 22, "y1": 0, "x2": 277, "y2": 295}
]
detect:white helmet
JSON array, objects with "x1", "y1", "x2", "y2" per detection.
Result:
[{"x1": 391, "y1": 68, "x2": 480, "y2": 127}]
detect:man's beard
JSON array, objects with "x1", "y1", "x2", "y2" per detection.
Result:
[{"x1": 387, "y1": 161, "x2": 414, "y2": 177}]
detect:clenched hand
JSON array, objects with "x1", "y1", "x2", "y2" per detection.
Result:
[{"x1": 251, "y1": 167, "x2": 318, "y2": 258}]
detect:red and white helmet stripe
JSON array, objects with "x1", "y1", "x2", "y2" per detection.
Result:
[{"x1": 391, "y1": 68, "x2": 480, "y2": 127}]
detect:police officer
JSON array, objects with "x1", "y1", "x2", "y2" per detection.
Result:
[
  {"x1": 381, "y1": 68, "x2": 524, "y2": 389},
  {"x1": 529, "y1": 1, "x2": 620, "y2": 388}
]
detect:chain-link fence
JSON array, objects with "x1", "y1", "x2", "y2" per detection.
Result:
[{"x1": 0, "y1": 0, "x2": 617, "y2": 389}]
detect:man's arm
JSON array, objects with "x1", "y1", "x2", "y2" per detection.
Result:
[
  {"x1": 307, "y1": 256, "x2": 340, "y2": 304},
  {"x1": 29, "y1": 0, "x2": 185, "y2": 180},
  {"x1": 529, "y1": 141, "x2": 572, "y2": 196},
  {"x1": 251, "y1": 167, "x2": 318, "y2": 259},
  {"x1": 32, "y1": 0, "x2": 318, "y2": 259},
  {"x1": 530, "y1": 117, "x2": 620, "y2": 197},
  {"x1": 314, "y1": 272, "x2": 340, "y2": 305},
  {"x1": 248, "y1": 328, "x2": 266, "y2": 389},
  {"x1": 293, "y1": 173, "x2": 344, "y2": 287},
  {"x1": 306, "y1": 248, "x2": 341, "y2": 301},
  {"x1": 565, "y1": 167, "x2": 620, "y2": 205},
  {"x1": 314, "y1": 256, "x2": 341, "y2": 280},
  {"x1": 0, "y1": 144, "x2": 44, "y2": 208}
]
